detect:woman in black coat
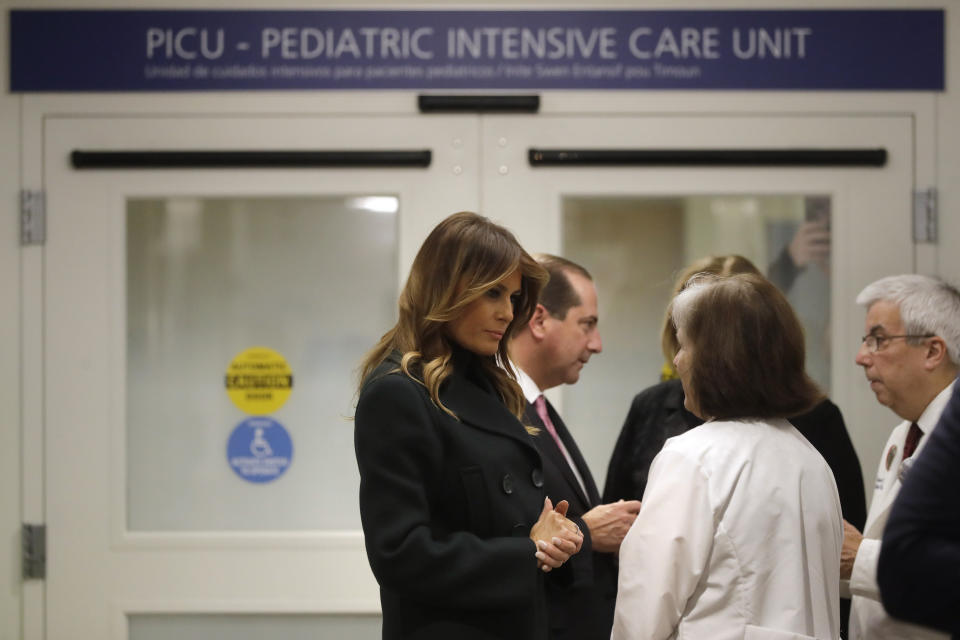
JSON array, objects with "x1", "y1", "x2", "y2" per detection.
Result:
[{"x1": 355, "y1": 212, "x2": 583, "y2": 640}]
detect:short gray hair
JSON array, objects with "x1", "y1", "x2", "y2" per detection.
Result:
[{"x1": 856, "y1": 274, "x2": 960, "y2": 366}]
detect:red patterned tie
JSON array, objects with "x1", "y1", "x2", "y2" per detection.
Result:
[{"x1": 902, "y1": 422, "x2": 923, "y2": 459}]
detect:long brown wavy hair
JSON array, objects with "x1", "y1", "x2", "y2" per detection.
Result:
[{"x1": 358, "y1": 212, "x2": 548, "y2": 421}]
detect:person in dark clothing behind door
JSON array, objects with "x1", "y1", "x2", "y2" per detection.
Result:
[
  {"x1": 603, "y1": 254, "x2": 866, "y2": 639},
  {"x1": 509, "y1": 254, "x2": 641, "y2": 640},
  {"x1": 355, "y1": 213, "x2": 583, "y2": 640}
]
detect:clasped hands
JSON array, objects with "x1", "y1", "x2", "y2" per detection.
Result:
[{"x1": 529, "y1": 497, "x2": 584, "y2": 572}]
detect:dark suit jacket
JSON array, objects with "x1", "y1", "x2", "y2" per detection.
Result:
[
  {"x1": 524, "y1": 397, "x2": 617, "y2": 640},
  {"x1": 355, "y1": 350, "x2": 548, "y2": 640},
  {"x1": 603, "y1": 378, "x2": 867, "y2": 640},
  {"x1": 879, "y1": 379, "x2": 960, "y2": 639}
]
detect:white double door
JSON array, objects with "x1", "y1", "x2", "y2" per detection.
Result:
[{"x1": 37, "y1": 112, "x2": 912, "y2": 639}]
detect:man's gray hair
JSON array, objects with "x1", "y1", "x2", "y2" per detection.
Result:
[{"x1": 856, "y1": 274, "x2": 960, "y2": 366}]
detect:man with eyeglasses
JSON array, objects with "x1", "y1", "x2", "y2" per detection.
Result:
[{"x1": 844, "y1": 274, "x2": 960, "y2": 640}]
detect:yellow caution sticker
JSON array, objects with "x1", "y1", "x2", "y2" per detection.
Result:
[{"x1": 225, "y1": 347, "x2": 293, "y2": 414}]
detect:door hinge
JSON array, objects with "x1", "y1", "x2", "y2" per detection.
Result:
[
  {"x1": 20, "y1": 189, "x2": 46, "y2": 246},
  {"x1": 22, "y1": 523, "x2": 46, "y2": 580},
  {"x1": 913, "y1": 187, "x2": 937, "y2": 244}
]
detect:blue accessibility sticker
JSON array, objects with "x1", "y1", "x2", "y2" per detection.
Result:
[{"x1": 227, "y1": 416, "x2": 293, "y2": 483}]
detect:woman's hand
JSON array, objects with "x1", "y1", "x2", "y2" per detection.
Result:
[{"x1": 530, "y1": 497, "x2": 584, "y2": 572}]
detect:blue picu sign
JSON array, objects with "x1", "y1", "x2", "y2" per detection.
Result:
[{"x1": 9, "y1": 10, "x2": 944, "y2": 91}]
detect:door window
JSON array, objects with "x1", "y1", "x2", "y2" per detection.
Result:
[
  {"x1": 562, "y1": 193, "x2": 832, "y2": 393},
  {"x1": 126, "y1": 195, "x2": 398, "y2": 531}
]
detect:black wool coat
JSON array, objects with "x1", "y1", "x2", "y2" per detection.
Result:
[{"x1": 355, "y1": 350, "x2": 549, "y2": 640}]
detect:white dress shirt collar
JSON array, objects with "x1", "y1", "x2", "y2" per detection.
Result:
[{"x1": 510, "y1": 360, "x2": 543, "y2": 404}]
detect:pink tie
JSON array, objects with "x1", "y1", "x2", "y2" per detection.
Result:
[
  {"x1": 535, "y1": 394, "x2": 589, "y2": 501},
  {"x1": 535, "y1": 395, "x2": 565, "y2": 452}
]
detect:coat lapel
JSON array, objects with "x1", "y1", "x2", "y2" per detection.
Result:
[
  {"x1": 867, "y1": 425, "x2": 936, "y2": 536},
  {"x1": 381, "y1": 350, "x2": 538, "y2": 453},
  {"x1": 866, "y1": 472, "x2": 901, "y2": 537},
  {"x1": 442, "y1": 370, "x2": 539, "y2": 453}
]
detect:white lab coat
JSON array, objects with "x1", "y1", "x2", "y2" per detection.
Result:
[
  {"x1": 846, "y1": 382, "x2": 954, "y2": 640},
  {"x1": 613, "y1": 418, "x2": 842, "y2": 640}
]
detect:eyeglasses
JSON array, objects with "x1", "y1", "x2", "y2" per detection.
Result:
[{"x1": 861, "y1": 333, "x2": 935, "y2": 353}]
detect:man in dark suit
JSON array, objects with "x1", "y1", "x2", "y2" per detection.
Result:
[
  {"x1": 879, "y1": 377, "x2": 960, "y2": 639},
  {"x1": 510, "y1": 255, "x2": 641, "y2": 640}
]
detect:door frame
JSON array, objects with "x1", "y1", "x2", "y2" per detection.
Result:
[
  {"x1": 16, "y1": 89, "x2": 937, "y2": 639},
  {"x1": 38, "y1": 111, "x2": 482, "y2": 639}
]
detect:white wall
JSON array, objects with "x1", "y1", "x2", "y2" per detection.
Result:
[
  {"x1": 939, "y1": 6, "x2": 960, "y2": 281},
  {"x1": 0, "y1": 1, "x2": 22, "y2": 636},
  {"x1": 2, "y1": 1, "x2": 958, "y2": 639}
]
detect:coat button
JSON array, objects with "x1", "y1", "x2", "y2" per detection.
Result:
[
  {"x1": 512, "y1": 523, "x2": 527, "y2": 537},
  {"x1": 501, "y1": 474, "x2": 514, "y2": 495},
  {"x1": 531, "y1": 468, "x2": 544, "y2": 488}
]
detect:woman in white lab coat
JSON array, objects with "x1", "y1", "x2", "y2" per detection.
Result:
[{"x1": 612, "y1": 273, "x2": 843, "y2": 640}]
